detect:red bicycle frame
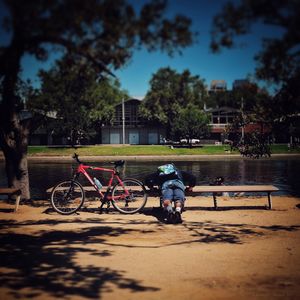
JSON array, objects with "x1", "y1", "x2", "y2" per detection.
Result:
[{"x1": 74, "y1": 163, "x2": 129, "y2": 200}]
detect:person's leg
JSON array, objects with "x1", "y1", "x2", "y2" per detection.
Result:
[
  {"x1": 174, "y1": 189, "x2": 185, "y2": 211},
  {"x1": 173, "y1": 189, "x2": 185, "y2": 223},
  {"x1": 161, "y1": 188, "x2": 174, "y2": 214}
]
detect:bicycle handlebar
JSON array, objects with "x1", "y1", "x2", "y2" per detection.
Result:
[
  {"x1": 73, "y1": 153, "x2": 125, "y2": 169},
  {"x1": 73, "y1": 153, "x2": 82, "y2": 164}
]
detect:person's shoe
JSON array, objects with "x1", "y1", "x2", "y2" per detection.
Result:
[
  {"x1": 174, "y1": 211, "x2": 182, "y2": 224},
  {"x1": 162, "y1": 209, "x2": 170, "y2": 222},
  {"x1": 166, "y1": 211, "x2": 175, "y2": 224}
]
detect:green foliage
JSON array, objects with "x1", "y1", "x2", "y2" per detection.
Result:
[
  {"x1": 85, "y1": 77, "x2": 128, "y2": 125},
  {"x1": 210, "y1": 0, "x2": 300, "y2": 146},
  {"x1": 0, "y1": 0, "x2": 195, "y2": 144},
  {"x1": 28, "y1": 57, "x2": 128, "y2": 145},
  {"x1": 211, "y1": 0, "x2": 300, "y2": 85},
  {"x1": 1, "y1": 0, "x2": 195, "y2": 78},
  {"x1": 207, "y1": 91, "x2": 231, "y2": 108},
  {"x1": 171, "y1": 103, "x2": 210, "y2": 141},
  {"x1": 230, "y1": 132, "x2": 272, "y2": 159},
  {"x1": 0, "y1": 0, "x2": 195, "y2": 196},
  {"x1": 272, "y1": 73, "x2": 300, "y2": 140},
  {"x1": 139, "y1": 67, "x2": 207, "y2": 138},
  {"x1": 207, "y1": 80, "x2": 270, "y2": 111}
]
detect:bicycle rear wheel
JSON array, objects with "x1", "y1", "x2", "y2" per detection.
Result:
[
  {"x1": 50, "y1": 180, "x2": 85, "y2": 215},
  {"x1": 111, "y1": 178, "x2": 147, "y2": 214}
]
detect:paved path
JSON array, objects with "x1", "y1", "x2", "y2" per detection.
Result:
[{"x1": 1, "y1": 153, "x2": 300, "y2": 163}]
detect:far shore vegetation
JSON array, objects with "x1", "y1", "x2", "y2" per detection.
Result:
[{"x1": 6, "y1": 144, "x2": 298, "y2": 157}]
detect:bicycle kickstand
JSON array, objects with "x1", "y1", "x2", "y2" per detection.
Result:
[{"x1": 99, "y1": 200, "x2": 110, "y2": 214}]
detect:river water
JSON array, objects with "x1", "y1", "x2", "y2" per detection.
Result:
[{"x1": 1, "y1": 156, "x2": 300, "y2": 199}]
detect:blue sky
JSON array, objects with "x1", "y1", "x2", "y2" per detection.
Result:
[
  {"x1": 115, "y1": 0, "x2": 282, "y2": 97},
  {"x1": 1, "y1": 0, "x2": 283, "y2": 97}
]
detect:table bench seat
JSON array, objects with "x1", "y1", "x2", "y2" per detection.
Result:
[
  {"x1": 184, "y1": 185, "x2": 279, "y2": 209},
  {"x1": 47, "y1": 184, "x2": 279, "y2": 210},
  {"x1": 144, "y1": 185, "x2": 278, "y2": 209}
]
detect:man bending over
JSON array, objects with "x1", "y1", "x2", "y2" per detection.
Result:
[{"x1": 144, "y1": 164, "x2": 196, "y2": 224}]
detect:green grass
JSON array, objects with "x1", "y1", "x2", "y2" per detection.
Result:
[
  {"x1": 269, "y1": 144, "x2": 299, "y2": 154},
  {"x1": 26, "y1": 144, "x2": 300, "y2": 156}
]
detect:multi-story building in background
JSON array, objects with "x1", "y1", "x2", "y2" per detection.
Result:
[
  {"x1": 101, "y1": 98, "x2": 165, "y2": 144},
  {"x1": 232, "y1": 79, "x2": 250, "y2": 90},
  {"x1": 209, "y1": 80, "x2": 227, "y2": 93}
]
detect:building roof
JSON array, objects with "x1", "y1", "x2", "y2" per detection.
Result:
[
  {"x1": 206, "y1": 106, "x2": 240, "y2": 114},
  {"x1": 210, "y1": 80, "x2": 227, "y2": 90}
]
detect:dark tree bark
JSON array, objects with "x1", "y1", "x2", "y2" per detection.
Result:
[
  {"x1": 1, "y1": 138, "x2": 30, "y2": 199},
  {"x1": 0, "y1": 113, "x2": 31, "y2": 199},
  {"x1": 0, "y1": 40, "x2": 31, "y2": 199}
]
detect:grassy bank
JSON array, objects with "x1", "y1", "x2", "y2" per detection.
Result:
[{"x1": 23, "y1": 144, "x2": 300, "y2": 156}]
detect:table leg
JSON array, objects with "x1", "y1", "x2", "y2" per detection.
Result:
[
  {"x1": 213, "y1": 194, "x2": 218, "y2": 210},
  {"x1": 14, "y1": 195, "x2": 21, "y2": 212},
  {"x1": 267, "y1": 192, "x2": 272, "y2": 210}
]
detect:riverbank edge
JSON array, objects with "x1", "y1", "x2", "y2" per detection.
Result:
[{"x1": 1, "y1": 153, "x2": 300, "y2": 162}]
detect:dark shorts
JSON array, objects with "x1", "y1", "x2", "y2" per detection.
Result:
[{"x1": 161, "y1": 187, "x2": 185, "y2": 203}]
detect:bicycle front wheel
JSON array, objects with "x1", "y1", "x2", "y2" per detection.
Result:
[
  {"x1": 50, "y1": 180, "x2": 85, "y2": 215},
  {"x1": 111, "y1": 178, "x2": 148, "y2": 214}
]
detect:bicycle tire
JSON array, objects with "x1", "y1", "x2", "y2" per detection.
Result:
[
  {"x1": 111, "y1": 178, "x2": 148, "y2": 214},
  {"x1": 50, "y1": 180, "x2": 85, "y2": 215}
]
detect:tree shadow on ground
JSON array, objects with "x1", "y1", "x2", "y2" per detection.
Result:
[
  {"x1": 43, "y1": 205, "x2": 148, "y2": 215},
  {"x1": 185, "y1": 205, "x2": 270, "y2": 211},
  {"x1": 0, "y1": 208, "x2": 15, "y2": 213},
  {"x1": 0, "y1": 225, "x2": 159, "y2": 299},
  {"x1": 181, "y1": 221, "x2": 300, "y2": 245},
  {"x1": 143, "y1": 206, "x2": 267, "y2": 222},
  {"x1": 0, "y1": 217, "x2": 161, "y2": 231},
  {"x1": 143, "y1": 207, "x2": 300, "y2": 246}
]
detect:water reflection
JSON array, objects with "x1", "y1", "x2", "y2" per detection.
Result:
[{"x1": 0, "y1": 157, "x2": 300, "y2": 199}]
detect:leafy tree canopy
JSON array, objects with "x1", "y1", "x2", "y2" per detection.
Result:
[
  {"x1": 0, "y1": 0, "x2": 195, "y2": 198},
  {"x1": 207, "y1": 80, "x2": 272, "y2": 118},
  {"x1": 171, "y1": 103, "x2": 210, "y2": 142},
  {"x1": 211, "y1": 0, "x2": 300, "y2": 86},
  {"x1": 139, "y1": 67, "x2": 207, "y2": 138},
  {"x1": 28, "y1": 56, "x2": 128, "y2": 145}
]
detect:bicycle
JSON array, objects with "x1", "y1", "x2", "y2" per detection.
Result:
[{"x1": 50, "y1": 153, "x2": 148, "y2": 215}]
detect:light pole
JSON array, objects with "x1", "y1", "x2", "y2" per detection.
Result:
[
  {"x1": 122, "y1": 98, "x2": 125, "y2": 144},
  {"x1": 241, "y1": 96, "x2": 244, "y2": 143}
]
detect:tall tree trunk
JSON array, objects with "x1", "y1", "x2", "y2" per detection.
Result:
[
  {"x1": 3, "y1": 147, "x2": 30, "y2": 200},
  {"x1": 0, "y1": 121, "x2": 31, "y2": 200},
  {"x1": 0, "y1": 42, "x2": 31, "y2": 199}
]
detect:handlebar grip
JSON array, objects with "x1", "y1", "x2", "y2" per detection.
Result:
[{"x1": 73, "y1": 153, "x2": 81, "y2": 163}]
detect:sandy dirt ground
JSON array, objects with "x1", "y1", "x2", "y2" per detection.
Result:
[{"x1": 0, "y1": 195, "x2": 300, "y2": 300}]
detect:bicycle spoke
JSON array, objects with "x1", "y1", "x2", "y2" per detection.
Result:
[
  {"x1": 111, "y1": 179, "x2": 147, "y2": 214},
  {"x1": 50, "y1": 181, "x2": 85, "y2": 215}
]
